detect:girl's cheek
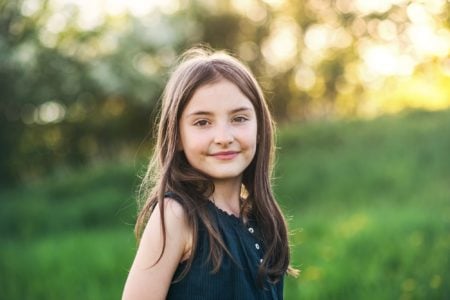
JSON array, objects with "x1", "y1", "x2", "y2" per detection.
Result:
[{"x1": 245, "y1": 128, "x2": 258, "y2": 141}]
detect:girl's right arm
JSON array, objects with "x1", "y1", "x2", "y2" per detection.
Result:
[{"x1": 122, "y1": 198, "x2": 192, "y2": 300}]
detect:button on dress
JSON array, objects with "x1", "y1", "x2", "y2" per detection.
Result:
[{"x1": 165, "y1": 196, "x2": 284, "y2": 300}]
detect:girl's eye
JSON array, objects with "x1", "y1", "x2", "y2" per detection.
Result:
[
  {"x1": 193, "y1": 119, "x2": 210, "y2": 127},
  {"x1": 233, "y1": 116, "x2": 249, "y2": 123}
]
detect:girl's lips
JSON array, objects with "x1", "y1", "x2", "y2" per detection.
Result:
[{"x1": 210, "y1": 151, "x2": 239, "y2": 160}]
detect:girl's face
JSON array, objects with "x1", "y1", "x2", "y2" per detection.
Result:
[{"x1": 179, "y1": 79, "x2": 258, "y2": 183}]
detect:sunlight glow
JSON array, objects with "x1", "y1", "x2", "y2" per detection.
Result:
[
  {"x1": 261, "y1": 0, "x2": 286, "y2": 8},
  {"x1": 231, "y1": 0, "x2": 267, "y2": 23},
  {"x1": 335, "y1": 0, "x2": 354, "y2": 14},
  {"x1": 238, "y1": 41, "x2": 259, "y2": 62},
  {"x1": 20, "y1": 0, "x2": 450, "y2": 118},
  {"x1": 443, "y1": 59, "x2": 450, "y2": 76},
  {"x1": 425, "y1": 0, "x2": 447, "y2": 14},
  {"x1": 44, "y1": 0, "x2": 175, "y2": 31},
  {"x1": 406, "y1": 25, "x2": 450, "y2": 58},
  {"x1": 45, "y1": 12, "x2": 69, "y2": 34},
  {"x1": 332, "y1": 28, "x2": 353, "y2": 48},
  {"x1": 354, "y1": 0, "x2": 408, "y2": 15},
  {"x1": 304, "y1": 24, "x2": 332, "y2": 51},
  {"x1": 38, "y1": 29, "x2": 58, "y2": 48},
  {"x1": 304, "y1": 24, "x2": 352, "y2": 51},
  {"x1": 77, "y1": 3, "x2": 104, "y2": 30},
  {"x1": 295, "y1": 65, "x2": 316, "y2": 91},
  {"x1": 38, "y1": 101, "x2": 66, "y2": 124},
  {"x1": 21, "y1": 0, "x2": 41, "y2": 16},
  {"x1": 262, "y1": 18, "x2": 301, "y2": 71},
  {"x1": 380, "y1": 79, "x2": 450, "y2": 113},
  {"x1": 354, "y1": 0, "x2": 393, "y2": 15},
  {"x1": 377, "y1": 20, "x2": 397, "y2": 41},
  {"x1": 360, "y1": 43, "x2": 416, "y2": 76},
  {"x1": 407, "y1": 2, "x2": 434, "y2": 25}
]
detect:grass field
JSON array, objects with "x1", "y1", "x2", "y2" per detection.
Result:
[{"x1": 1, "y1": 109, "x2": 449, "y2": 299}]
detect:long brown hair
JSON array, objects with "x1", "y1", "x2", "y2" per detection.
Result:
[{"x1": 135, "y1": 46, "x2": 296, "y2": 283}]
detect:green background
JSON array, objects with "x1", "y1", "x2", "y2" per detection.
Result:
[
  {"x1": 1, "y1": 0, "x2": 449, "y2": 298},
  {"x1": 1, "y1": 109, "x2": 449, "y2": 299}
]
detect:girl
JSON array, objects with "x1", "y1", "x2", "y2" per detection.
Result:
[{"x1": 122, "y1": 47, "x2": 297, "y2": 300}]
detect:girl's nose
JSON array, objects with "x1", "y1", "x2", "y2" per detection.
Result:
[{"x1": 214, "y1": 124, "x2": 234, "y2": 145}]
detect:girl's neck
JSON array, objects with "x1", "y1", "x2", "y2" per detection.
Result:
[{"x1": 210, "y1": 177, "x2": 242, "y2": 217}]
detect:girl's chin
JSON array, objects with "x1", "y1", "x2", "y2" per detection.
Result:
[{"x1": 208, "y1": 172, "x2": 244, "y2": 182}]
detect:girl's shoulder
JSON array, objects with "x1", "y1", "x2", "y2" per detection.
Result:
[
  {"x1": 122, "y1": 194, "x2": 192, "y2": 299},
  {"x1": 163, "y1": 196, "x2": 187, "y2": 219},
  {"x1": 162, "y1": 192, "x2": 194, "y2": 262},
  {"x1": 163, "y1": 192, "x2": 188, "y2": 217},
  {"x1": 146, "y1": 194, "x2": 190, "y2": 235}
]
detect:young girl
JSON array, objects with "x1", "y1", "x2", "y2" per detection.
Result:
[{"x1": 122, "y1": 47, "x2": 297, "y2": 300}]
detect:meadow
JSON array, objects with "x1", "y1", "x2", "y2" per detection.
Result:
[{"x1": 1, "y1": 109, "x2": 449, "y2": 299}]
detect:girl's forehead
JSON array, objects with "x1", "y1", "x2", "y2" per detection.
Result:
[{"x1": 183, "y1": 79, "x2": 255, "y2": 115}]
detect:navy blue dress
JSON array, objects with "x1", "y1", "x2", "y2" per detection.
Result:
[{"x1": 166, "y1": 195, "x2": 284, "y2": 300}]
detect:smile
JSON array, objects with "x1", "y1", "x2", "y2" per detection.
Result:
[{"x1": 209, "y1": 151, "x2": 239, "y2": 160}]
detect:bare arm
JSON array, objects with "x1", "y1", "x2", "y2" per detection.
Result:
[{"x1": 122, "y1": 198, "x2": 191, "y2": 300}]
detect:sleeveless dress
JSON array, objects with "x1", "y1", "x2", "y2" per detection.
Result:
[{"x1": 165, "y1": 193, "x2": 284, "y2": 300}]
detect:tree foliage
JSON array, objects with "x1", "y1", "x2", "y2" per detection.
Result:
[{"x1": 0, "y1": 0, "x2": 449, "y2": 184}]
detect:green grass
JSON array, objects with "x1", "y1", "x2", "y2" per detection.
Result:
[
  {"x1": 0, "y1": 163, "x2": 139, "y2": 300},
  {"x1": 1, "y1": 109, "x2": 449, "y2": 299},
  {"x1": 1, "y1": 229, "x2": 135, "y2": 300},
  {"x1": 277, "y1": 109, "x2": 450, "y2": 299}
]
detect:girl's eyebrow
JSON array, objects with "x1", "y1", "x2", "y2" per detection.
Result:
[
  {"x1": 230, "y1": 106, "x2": 253, "y2": 114},
  {"x1": 186, "y1": 106, "x2": 253, "y2": 117}
]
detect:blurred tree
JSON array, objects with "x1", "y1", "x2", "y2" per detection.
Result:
[{"x1": 0, "y1": 0, "x2": 449, "y2": 185}]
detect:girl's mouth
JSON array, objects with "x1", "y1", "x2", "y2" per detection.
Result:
[{"x1": 210, "y1": 151, "x2": 239, "y2": 160}]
